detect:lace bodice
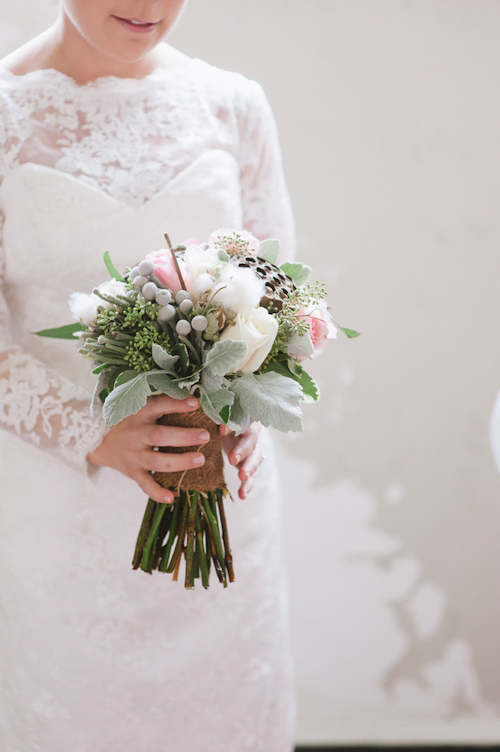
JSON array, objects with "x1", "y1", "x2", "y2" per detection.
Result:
[{"x1": 0, "y1": 50, "x2": 295, "y2": 472}]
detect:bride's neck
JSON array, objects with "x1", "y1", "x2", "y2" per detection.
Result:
[{"x1": 0, "y1": 16, "x2": 164, "y2": 84}]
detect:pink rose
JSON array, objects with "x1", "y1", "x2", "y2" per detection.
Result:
[
  {"x1": 297, "y1": 301, "x2": 337, "y2": 359},
  {"x1": 208, "y1": 228, "x2": 261, "y2": 256},
  {"x1": 146, "y1": 249, "x2": 191, "y2": 296}
]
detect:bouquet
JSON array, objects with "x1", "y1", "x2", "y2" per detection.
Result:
[{"x1": 37, "y1": 229, "x2": 359, "y2": 589}]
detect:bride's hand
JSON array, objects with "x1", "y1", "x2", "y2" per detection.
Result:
[
  {"x1": 219, "y1": 422, "x2": 264, "y2": 499},
  {"x1": 87, "y1": 396, "x2": 208, "y2": 504}
]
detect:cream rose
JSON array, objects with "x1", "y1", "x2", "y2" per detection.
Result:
[{"x1": 219, "y1": 306, "x2": 278, "y2": 374}]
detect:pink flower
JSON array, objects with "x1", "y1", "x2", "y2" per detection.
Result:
[
  {"x1": 208, "y1": 228, "x2": 261, "y2": 256},
  {"x1": 297, "y1": 301, "x2": 337, "y2": 359},
  {"x1": 182, "y1": 237, "x2": 203, "y2": 247},
  {"x1": 146, "y1": 249, "x2": 191, "y2": 296}
]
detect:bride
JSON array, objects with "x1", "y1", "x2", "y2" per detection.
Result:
[{"x1": 0, "y1": 1, "x2": 295, "y2": 750}]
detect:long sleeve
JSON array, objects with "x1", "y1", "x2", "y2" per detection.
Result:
[
  {"x1": 0, "y1": 210, "x2": 109, "y2": 474},
  {"x1": 237, "y1": 80, "x2": 296, "y2": 262}
]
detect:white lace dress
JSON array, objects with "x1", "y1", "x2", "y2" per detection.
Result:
[{"x1": 0, "y1": 49, "x2": 295, "y2": 752}]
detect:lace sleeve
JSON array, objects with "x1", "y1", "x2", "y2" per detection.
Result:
[
  {"x1": 0, "y1": 209, "x2": 109, "y2": 474},
  {"x1": 237, "y1": 80, "x2": 296, "y2": 262}
]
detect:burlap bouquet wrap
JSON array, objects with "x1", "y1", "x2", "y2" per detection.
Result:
[{"x1": 155, "y1": 409, "x2": 225, "y2": 493}]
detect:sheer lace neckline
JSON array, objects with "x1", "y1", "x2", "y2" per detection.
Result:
[{"x1": 0, "y1": 65, "x2": 174, "y2": 91}]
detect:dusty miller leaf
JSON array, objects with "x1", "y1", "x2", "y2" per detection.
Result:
[
  {"x1": 280, "y1": 261, "x2": 312, "y2": 286},
  {"x1": 200, "y1": 387, "x2": 234, "y2": 424},
  {"x1": 230, "y1": 371, "x2": 304, "y2": 433},
  {"x1": 285, "y1": 330, "x2": 314, "y2": 360},
  {"x1": 201, "y1": 366, "x2": 224, "y2": 392},
  {"x1": 258, "y1": 238, "x2": 280, "y2": 265},
  {"x1": 204, "y1": 339, "x2": 248, "y2": 376},
  {"x1": 147, "y1": 371, "x2": 189, "y2": 399},
  {"x1": 152, "y1": 344, "x2": 179, "y2": 374},
  {"x1": 102, "y1": 372, "x2": 150, "y2": 425}
]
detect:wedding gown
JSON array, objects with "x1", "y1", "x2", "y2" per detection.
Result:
[{"x1": 0, "y1": 50, "x2": 295, "y2": 752}]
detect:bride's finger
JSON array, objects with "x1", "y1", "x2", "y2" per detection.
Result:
[
  {"x1": 237, "y1": 446, "x2": 265, "y2": 483},
  {"x1": 136, "y1": 470, "x2": 175, "y2": 505},
  {"x1": 228, "y1": 425, "x2": 260, "y2": 466},
  {"x1": 142, "y1": 395, "x2": 199, "y2": 421},
  {"x1": 143, "y1": 448, "x2": 205, "y2": 474},
  {"x1": 144, "y1": 424, "x2": 210, "y2": 448}
]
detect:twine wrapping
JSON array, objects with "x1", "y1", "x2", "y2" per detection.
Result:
[{"x1": 155, "y1": 408, "x2": 226, "y2": 493}]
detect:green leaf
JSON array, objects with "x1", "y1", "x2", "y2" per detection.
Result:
[
  {"x1": 152, "y1": 344, "x2": 179, "y2": 374},
  {"x1": 219, "y1": 405, "x2": 230, "y2": 423},
  {"x1": 264, "y1": 360, "x2": 320, "y2": 402},
  {"x1": 329, "y1": 314, "x2": 361, "y2": 339},
  {"x1": 99, "y1": 388, "x2": 109, "y2": 405},
  {"x1": 147, "y1": 371, "x2": 188, "y2": 399},
  {"x1": 200, "y1": 387, "x2": 234, "y2": 424},
  {"x1": 34, "y1": 322, "x2": 87, "y2": 339},
  {"x1": 102, "y1": 372, "x2": 151, "y2": 425},
  {"x1": 103, "y1": 251, "x2": 125, "y2": 282},
  {"x1": 217, "y1": 249, "x2": 230, "y2": 262},
  {"x1": 113, "y1": 369, "x2": 139, "y2": 389},
  {"x1": 279, "y1": 261, "x2": 312, "y2": 286},
  {"x1": 340, "y1": 326, "x2": 361, "y2": 338},
  {"x1": 258, "y1": 238, "x2": 280, "y2": 265},
  {"x1": 230, "y1": 371, "x2": 304, "y2": 433},
  {"x1": 204, "y1": 339, "x2": 248, "y2": 376},
  {"x1": 92, "y1": 363, "x2": 113, "y2": 375},
  {"x1": 173, "y1": 343, "x2": 189, "y2": 375}
]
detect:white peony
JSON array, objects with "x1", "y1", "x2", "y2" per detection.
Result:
[
  {"x1": 219, "y1": 306, "x2": 278, "y2": 374},
  {"x1": 69, "y1": 278, "x2": 128, "y2": 328},
  {"x1": 208, "y1": 266, "x2": 264, "y2": 319}
]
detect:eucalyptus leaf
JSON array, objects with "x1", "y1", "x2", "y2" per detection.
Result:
[
  {"x1": 34, "y1": 322, "x2": 87, "y2": 339},
  {"x1": 230, "y1": 371, "x2": 304, "y2": 433},
  {"x1": 103, "y1": 251, "x2": 125, "y2": 282},
  {"x1": 279, "y1": 261, "x2": 312, "y2": 286},
  {"x1": 204, "y1": 339, "x2": 248, "y2": 376},
  {"x1": 258, "y1": 238, "x2": 280, "y2": 265},
  {"x1": 200, "y1": 387, "x2": 234, "y2": 424},
  {"x1": 152, "y1": 344, "x2": 179, "y2": 374},
  {"x1": 147, "y1": 371, "x2": 189, "y2": 399},
  {"x1": 102, "y1": 372, "x2": 151, "y2": 425}
]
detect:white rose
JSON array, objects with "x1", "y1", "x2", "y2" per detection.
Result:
[{"x1": 219, "y1": 306, "x2": 278, "y2": 374}]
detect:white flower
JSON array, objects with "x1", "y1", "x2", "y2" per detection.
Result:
[
  {"x1": 69, "y1": 278, "x2": 128, "y2": 328},
  {"x1": 219, "y1": 306, "x2": 278, "y2": 374},
  {"x1": 184, "y1": 244, "x2": 222, "y2": 301},
  {"x1": 208, "y1": 266, "x2": 264, "y2": 319}
]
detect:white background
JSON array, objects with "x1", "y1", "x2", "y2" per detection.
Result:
[{"x1": 2, "y1": 0, "x2": 500, "y2": 745}]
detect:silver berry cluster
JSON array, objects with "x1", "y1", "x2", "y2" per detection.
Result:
[{"x1": 129, "y1": 259, "x2": 208, "y2": 337}]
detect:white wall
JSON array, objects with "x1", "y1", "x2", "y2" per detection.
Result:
[{"x1": 3, "y1": 0, "x2": 500, "y2": 745}]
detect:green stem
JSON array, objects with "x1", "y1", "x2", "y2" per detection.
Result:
[
  {"x1": 141, "y1": 503, "x2": 168, "y2": 573},
  {"x1": 196, "y1": 507, "x2": 210, "y2": 589},
  {"x1": 184, "y1": 491, "x2": 198, "y2": 589},
  {"x1": 166, "y1": 493, "x2": 189, "y2": 574},
  {"x1": 216, "y1": 491, "x2": 235, "y2": 583},
  {"x1": 203, "y1": 494, "x2": 227, "y2": 586},
  {"x1": 132, "y1": 498, "x2": 156, "y2": 569},
  {"x1": 159, "y1": 499, "x2": 180, "y2": 572}
]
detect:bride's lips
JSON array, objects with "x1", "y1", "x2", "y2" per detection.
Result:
[{"x1": 112, "y1": 16, "x2": 160, "y2": 34}]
